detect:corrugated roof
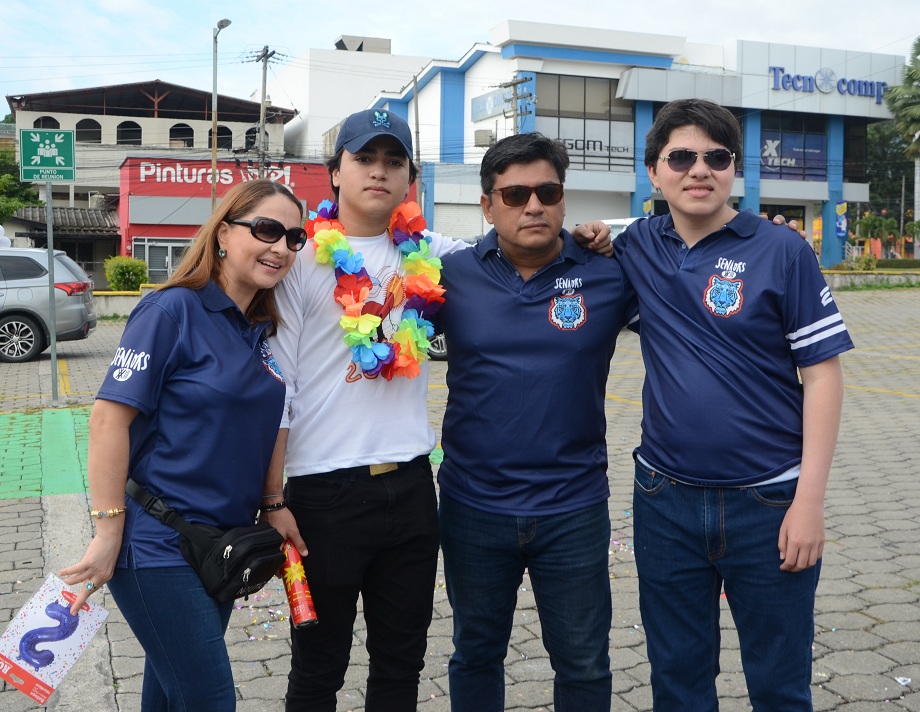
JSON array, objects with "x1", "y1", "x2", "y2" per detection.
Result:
[
  {"x1": 13, "y1": 206, "x2": 120, "y2": 235},
  {"x1": 7, "y1": 80, "x2": 297, "y2": 125}
]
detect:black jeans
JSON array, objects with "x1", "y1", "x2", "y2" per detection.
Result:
[{"x1": 284, "y1": 456, "x2": 440, "y2": 712}]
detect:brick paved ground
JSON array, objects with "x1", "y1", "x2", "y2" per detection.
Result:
[{"x1": 1, "y1": 290, "x2": 919, "y2": 710}]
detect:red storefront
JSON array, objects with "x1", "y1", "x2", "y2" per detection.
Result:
[
  {"x1": 118, "y1": 156, "x2": 418, "y2": 281},
  {"x1": 118, "y1": 157, "x2": 330, "y2": 281}
]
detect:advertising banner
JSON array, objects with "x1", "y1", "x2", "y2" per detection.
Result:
[
  {"x1": 761, "y1": 131, "x2": 826, "y2": 180},
  {"x1": 0, "y1": 575, "x2": 108, "y2": 705},
  {"x1": 836, "y1": 201, "x2": 848, "y2": 239}
]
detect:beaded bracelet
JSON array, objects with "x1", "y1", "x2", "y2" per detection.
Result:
[
  {"x1": 91, "y1": 507, "x2": 126, "y2": 519},
  {"x1": 261, "y1": 501, "x2": 287, "y2": 513}
]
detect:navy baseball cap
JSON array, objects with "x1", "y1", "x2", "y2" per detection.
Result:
[{"x1": 335, "y1": 109, "x2": 413, "y2": 158}]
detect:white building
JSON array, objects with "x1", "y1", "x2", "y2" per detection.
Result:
[
  {"x1": 268, "y1": 36, "x2": 431, "y2": 159},
  {"x1": 6, "y1": 81, "x2": 297, "y2": 284}
]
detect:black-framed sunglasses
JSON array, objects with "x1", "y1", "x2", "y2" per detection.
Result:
[
  {"x1": 659, "y1": 148, "x2": 735, "y2": 173},
  {"x1": 489, "y1": 183, "x2": 564, "y2": 208},
  {"x1": 227, "y1": 217, "x2": 307, "y2": 252}
]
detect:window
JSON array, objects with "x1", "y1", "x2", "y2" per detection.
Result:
[
  {"x1": 536, "y1": 75, "x2": 559, "y2": 117},
  {"x1": 559, "y1": 76, "x2": 585, "y2": 119},
  {"x1": 57, "y1": 241, "x2": 96, "y2": 274},
  {"x1": 844, "y1": 118, "x2": 867, "y2": 183},
  {"x1": 132, "y1": 239, "x2": 192, "y2": 282},
  {"x1": 209, "y1": 126, "x2": 233, "y2": 151},
  {"x1": 760, "y1": 111, "x2": 827, "y2": 181},
  {"x1": 585, "y1": 78, "x2": 610, "y2": 120},
  {"x1": 33, "y1": 116, "x2": 60, "y2": 129},
  {"x1": 0, "y1": 256, "x2": 47, "y2": 281},
  {"x1": 537, "y1": 75, "x2": 632, "y2": 121},
  {"x1": 76, "y1": 118, "x2": 102, "y2": 143},
  {"x1": 169, "y1": 123, "x2": 194, "y2": 148},
  {"x1": 117, "y1": 121, "x2": 142, "y2": 145},
  {"x1": 534, "y1": 74, "x2": 634, "y2": 171}
]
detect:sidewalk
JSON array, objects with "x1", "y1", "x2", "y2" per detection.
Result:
[{"x1": 2, "y1": 290, "x2": 920, "y2": 710}]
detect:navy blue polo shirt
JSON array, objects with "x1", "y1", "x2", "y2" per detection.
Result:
[
  {"x1": 96, "y1": 281, "x2": 287, "y2": 568},
  {"x1": 615, "y1": 211, "x2": 854, "y2": 486},
  {"x1": 437, "y1": 229, "x2": 636, "y2": 516}
]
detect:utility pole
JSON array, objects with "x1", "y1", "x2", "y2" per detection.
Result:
[
  {"x1": 901, "y1": 173, "x2": 906, "y2": 239},
  {"x1": 413, "y1": 74, "x2": 422, "y2": 209},
  {"x1": 255, "y1": 45, "x2": 276, "y2": 178},
  {"x1": 210, "y1": 18, "x2": 231, "y2": 209},
  {"x1": 500, "y1": 77, "x2": 532, "y2": 135}
]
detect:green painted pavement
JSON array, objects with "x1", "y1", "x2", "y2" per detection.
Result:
[{"x1": 0, "y1": 407, "x2": 90, "y2": 498}]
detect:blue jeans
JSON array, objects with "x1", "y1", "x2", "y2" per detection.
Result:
[
  {"x1": 439, "y1": 495, "x2": 612, "y2": 712},
  {"x1": 633, "y1": 461, "x2": 821, "y2": 711},
  {"x1": 107, "y1": 565, "x2": 236, "y2": 712},
  {"x1": 284, "y1": 457, "x2": 440, "y2": 712}
]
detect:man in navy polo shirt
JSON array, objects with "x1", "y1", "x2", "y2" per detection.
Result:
[
  {"x1": 437, "y1": 132, "x2": 636, "y2": 711},
  {"x1": 616, "y1": 98, "x2": 853, "y2": 710}
]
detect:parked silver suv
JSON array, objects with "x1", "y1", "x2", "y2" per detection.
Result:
[{"x1": 0, "y1": 248, "x2": 97, "y2": 362}]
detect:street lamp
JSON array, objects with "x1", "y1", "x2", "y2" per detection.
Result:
[{"x1": 211, "y1": 18, "x2": 231, "y2": 210}]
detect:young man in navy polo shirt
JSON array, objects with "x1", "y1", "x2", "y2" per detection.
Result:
[
  {"x1": 616, "y1": 98, "x2": 853, "y2": 710},
  {"x1": 437, "y1": 132, "x2": 636, "y2": 711}
]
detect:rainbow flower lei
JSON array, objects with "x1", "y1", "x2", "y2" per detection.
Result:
[{"x1": 307, "y1": 199, "x2": 446, "y2": 380}]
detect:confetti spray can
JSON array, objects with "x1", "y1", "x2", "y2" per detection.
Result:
[{"x1": 281, "y1": 539, "x2": 318, "y2": 628}]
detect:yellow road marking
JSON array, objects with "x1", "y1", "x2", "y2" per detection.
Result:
[
  {"x1": 845, "y1": 384, "x2": 919, "y2": 399},
  {"x1": 58, "y1": 359, "x2": 72, "y2": 395},
  {"x1": 605, "y1": 394, "x2": 642, "y2": 406}
]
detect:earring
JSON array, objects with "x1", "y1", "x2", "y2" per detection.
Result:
[{"x1": 218, "y1": 248, "x2": 227, "y2": 258}]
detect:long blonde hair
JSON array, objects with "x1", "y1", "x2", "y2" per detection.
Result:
[{"x1": 161, "y1": 179, "x2": 304, "y2": 333}]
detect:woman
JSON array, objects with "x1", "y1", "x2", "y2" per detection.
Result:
[{"x1": 59, "y1": 178, "x2": 307, "y2": 711}]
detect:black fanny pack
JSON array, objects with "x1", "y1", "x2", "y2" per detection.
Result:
[{"x1": 125, "y1": 478, "x2": 285, "y2": 602}]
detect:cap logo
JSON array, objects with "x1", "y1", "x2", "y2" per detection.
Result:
[{"x1": 373, "y1": 111, "x2": 391, "y2": 128}]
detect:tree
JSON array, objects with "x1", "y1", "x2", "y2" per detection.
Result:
[
  {"x1": 884, "y1": 36, "x2": 920, "y2": 227},
  {"x1": 866, "y1": 121, "x2": 914, "y2": 225},
  {"x1": 0, "y1": 147, "x2": 41, "y2": 223},
  {"x1": 855, "y1": 213, "x2": 883, "y2": 238}
]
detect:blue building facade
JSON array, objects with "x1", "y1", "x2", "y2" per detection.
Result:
[{"x1": 372, "y1": 22, "x2": 902, "y2": 267}]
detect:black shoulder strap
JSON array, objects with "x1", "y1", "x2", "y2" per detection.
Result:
[{"x1": 125, "y1": 478, "x2": 214, "y2": 549}]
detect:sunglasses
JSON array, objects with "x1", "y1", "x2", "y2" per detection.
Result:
[
  {"x1": 227, "y1": 217, "x2": 307, "y2": 252},
  {"x1": 659, "y1": 148, "x2": 735, "y2": 173},
  {"x1": 489, "y1": 183, "x2": 564, "y2": 208}
]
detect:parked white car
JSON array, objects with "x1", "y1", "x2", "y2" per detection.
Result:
[{"x1": 599, "y1": 217, "x2": 642, "y2": 239}]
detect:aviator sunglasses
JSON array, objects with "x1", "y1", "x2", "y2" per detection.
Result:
[
  {"x1": 659, "y1": 148, "x2": 735, "y2": 173},
  {"x1": 227, "y1": 217, "x2": 308, "y2": 252},
  {"x1": 489, "y1": 183, "x2": 564, "y2": 208}
]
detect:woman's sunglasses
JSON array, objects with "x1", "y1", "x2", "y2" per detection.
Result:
[
  {"x1": 227, "y1": 217, "x2": 308, "y2": 252},
  {"x1": 489, "y1": 183, "x2": 564, "y2": 208},
  {"x1": 659, "y1": 149, "x2": 735, "y2": 173}
]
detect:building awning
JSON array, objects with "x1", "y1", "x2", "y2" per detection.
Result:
[{"x1": 13, "y1": 206, "x2": 120, "y2": 238}]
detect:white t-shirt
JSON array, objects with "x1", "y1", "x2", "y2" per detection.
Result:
[{"x1": 269, "y1": 229, "x2": 467, "y2": 476}]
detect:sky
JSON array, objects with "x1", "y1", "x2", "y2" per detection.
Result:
[{"x1": 2, "y1": 0, "x2": 919, "y2": 115}]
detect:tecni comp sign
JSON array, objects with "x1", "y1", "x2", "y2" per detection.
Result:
[{"x1": 768, "y1": 66, "x2": 888, "y2": 104}]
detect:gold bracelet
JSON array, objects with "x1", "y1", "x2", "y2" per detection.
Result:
[{"x1": 90, "y1": 507, "x2": 126, "y2": 519}]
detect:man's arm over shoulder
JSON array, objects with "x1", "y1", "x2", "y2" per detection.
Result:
[{"x1": 427, "y1": 230, "x2": 474, "y2": 259}]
